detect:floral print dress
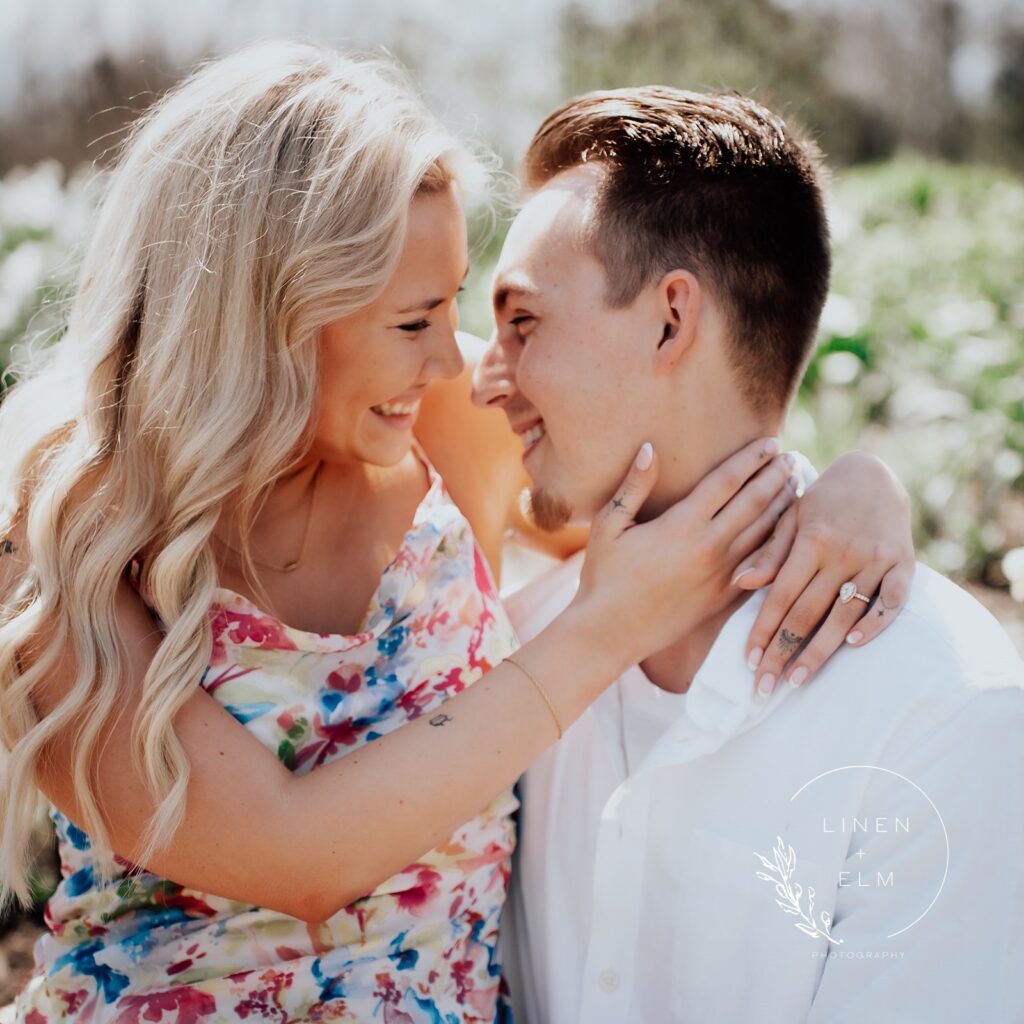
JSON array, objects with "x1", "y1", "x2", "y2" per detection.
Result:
[{"x1": 16, "y1": 455, "x2": 520, "y2": 1023}]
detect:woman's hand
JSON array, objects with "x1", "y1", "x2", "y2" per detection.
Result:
[
  {"x1": 731, "y1": 450, "x2": 915, "y2": 694},
  {"x1": 569, "y1": 436, "x2": 800, "y2": 672}
]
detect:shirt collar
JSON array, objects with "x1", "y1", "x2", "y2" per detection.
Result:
[{"x1": 637, "y1": 587, "x2": 799, "y2": 774}]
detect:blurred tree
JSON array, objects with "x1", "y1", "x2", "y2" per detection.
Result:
[
  {"x1": 558, "y1": 0, "x2": 897, "y2": 165},
  {"x1": 0, "y1": 49, "x2": 181, "y2": 174},
  {"x1": 987, "y1": 28, "x2": 1024, "y2": 169}
]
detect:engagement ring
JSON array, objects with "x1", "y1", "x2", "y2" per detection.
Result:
[{"x1": 839, "y1": 581, "x2": 871, "y2": 605}]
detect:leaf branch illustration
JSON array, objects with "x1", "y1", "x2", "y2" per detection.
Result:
[{"x1": 754, "y1": 835, "x2": 843, "y2": 945}]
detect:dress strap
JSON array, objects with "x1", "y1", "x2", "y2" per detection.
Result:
[{"x1": 410, "y1": 438, "x2": 441, "y2": 489}]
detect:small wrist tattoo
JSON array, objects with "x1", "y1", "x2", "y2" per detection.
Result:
[{"x1": 429, "y1": 713, "x2": 452, "y2": 727}]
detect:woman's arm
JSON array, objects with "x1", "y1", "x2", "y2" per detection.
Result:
[{"x1": 22, "y1": 437, "x2": 795, "y2": 923}]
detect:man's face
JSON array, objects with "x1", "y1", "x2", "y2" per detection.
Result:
[{"x1": 472, "y1": 165, "x2": 666, "y2": 529}]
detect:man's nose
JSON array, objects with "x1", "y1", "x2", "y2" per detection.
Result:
[{"x1": 470, "y1": 334, "x2": 517, "y2": 408}]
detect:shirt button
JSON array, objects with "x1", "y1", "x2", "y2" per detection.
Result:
[{"x1": 598, "y1": 968, "x2": 620, "y2": 993}]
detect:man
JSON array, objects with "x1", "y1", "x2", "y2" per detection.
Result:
[{"x1": 471, "y1": 89, "x2": 1024, "y2": 1022}]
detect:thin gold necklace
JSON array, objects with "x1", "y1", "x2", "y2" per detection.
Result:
[{"x1": 215, "y1": 461, "x2": 324, "y2": 574}]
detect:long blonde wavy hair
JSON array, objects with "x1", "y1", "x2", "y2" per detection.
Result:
[{"x1": 0, "y1": 40, "x2": 482, "y2": 907}]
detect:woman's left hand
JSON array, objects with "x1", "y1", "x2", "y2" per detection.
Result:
[{"x1": 731, "y1": 450, "x2": 915, "y2": 695}]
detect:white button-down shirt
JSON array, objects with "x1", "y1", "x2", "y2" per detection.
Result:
[{"x1": 501, "y1": 555, "x2": 1024, "y2": 1023}]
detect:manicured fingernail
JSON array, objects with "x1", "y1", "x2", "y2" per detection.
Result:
[
  {"x1": 757, "y1": 673, "x2": 775, "y2": 696},
  {"x1": 846, "y1": 631, "x2": 863, "y2": 645},
  {"x1": 747, "y1": 647, "x2": 763, "y2": 670},
  {"x1": 732, "y1": 567, "x2": 756, "y2": 586},
  {"x1": 761, "y1": 437, "x2": 781, "y2": 458},
  {"x1": 635, "y1": 442, "x2": 653, "y2": 471},
  {"x1": 789, "y1": 666, "x2": 809, "y2": 687}
]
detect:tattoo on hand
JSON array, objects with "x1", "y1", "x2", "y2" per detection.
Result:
[
  {"x1": 876, "y1": 595, "x2": 899, "y2": 618},
  {"x1": 611, "y1": 497, "x2": 626, "y2": 511},
  {"x1": 777, "y1": 628, "x2": 804, "y2": 655},
  {"x1": 429, "y1": 713, "x2": 452, "y2": 727},
  {"x1": 0, "y1": 539, "x2": 14, "y2": 556}
]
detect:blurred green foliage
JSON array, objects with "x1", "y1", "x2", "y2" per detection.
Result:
[{"x1": 794, "y1": 159, "x2": 1024, "y2": 583}]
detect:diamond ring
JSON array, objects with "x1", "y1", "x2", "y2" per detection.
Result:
[{"x1": 839, "y1": 581, "x2": 871, "y2": 605}]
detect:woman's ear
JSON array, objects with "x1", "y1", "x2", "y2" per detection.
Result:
[{"x1": 655, "y1": 269, "x2": 702, "y2": 374}]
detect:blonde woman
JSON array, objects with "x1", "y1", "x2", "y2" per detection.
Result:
[{"x1": 0, "y1": 43, "x2": 914, "y2": 1023}]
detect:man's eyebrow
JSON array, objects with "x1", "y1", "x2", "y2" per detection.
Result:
[
  {"x1": 396, "y1": 266, "x2": 470, "y2": 314},
  {"x1": 493, "y1": 281, "x2": 541, "y2": 313}
]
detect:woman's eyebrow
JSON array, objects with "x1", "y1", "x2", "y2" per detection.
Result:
[
  {"x1": 396, "y1": 267, "x2": 470, "y2": 314},
  {"x1": 397, "y1": 296, "x2": 445, "y2": 314}
]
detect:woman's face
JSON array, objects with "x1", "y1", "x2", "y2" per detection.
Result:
[{"x1": 313, "y1": 185, "x2": 468, "y2": 466}]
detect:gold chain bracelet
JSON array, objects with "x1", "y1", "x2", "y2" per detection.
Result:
[{"x1": 504, "y1": 655, "x2": 564, "y2": 740}]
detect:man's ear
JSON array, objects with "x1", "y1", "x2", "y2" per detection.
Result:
[{"x1": 655, "y1": 269, "x2": 702, "y2": 374}]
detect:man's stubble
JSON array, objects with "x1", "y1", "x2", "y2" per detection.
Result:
[{"x1": 524, "y1": 487, "x2": 576, "y2": 533}]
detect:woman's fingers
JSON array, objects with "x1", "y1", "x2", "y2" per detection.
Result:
[
  {"x1": 843, "y1": 560, "x2": 914, "y2": 648},
  {"x1": 711, "y1": 453, "x2": 797, "y2": 542},
  {"x1": 742, "y1": 535, "x2": 819, "y2": 691},
  {"x1": 727, "y1": 478, "x2": 800, "y2": 579},
  {"x1": 590, "y1": 442, "x2": 659, "y2": 544},
  {"x1": 748, "y1": 554, "x2": 915, "y2": 695},
  {"x1": 679, "y1": 436, "x2": 781, "y2": 522},
  {"x1": 773, "y1": 568, "x2": 886, "y2": 689}
]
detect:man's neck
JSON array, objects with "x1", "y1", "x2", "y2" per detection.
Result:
[
  {"x1": 639, "y1": 588, "x2": 754, "y2": 694},
  {"x1": 634, "y1": 421, "x2": 779, "y2": 694}
]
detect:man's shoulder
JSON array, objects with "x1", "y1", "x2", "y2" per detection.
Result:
[
  {"x1": 889, "y1": 563, "x2": 1024, "y2": 690},
  {"x1": 793, "y1": 563, "x2": 1024, "y2": 755}
]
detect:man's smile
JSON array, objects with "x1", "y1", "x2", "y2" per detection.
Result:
[{"x1": 514, "y1": 418, "x2": 547, "y2": 460}]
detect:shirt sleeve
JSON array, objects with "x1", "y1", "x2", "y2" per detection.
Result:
[
  {"x1": 806, "y1": 684, "x2": 1024, "y2": 1023},
  {"x1": 789, "y1": 449, "x2": 818, "y2": 494}
]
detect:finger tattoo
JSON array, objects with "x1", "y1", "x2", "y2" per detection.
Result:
[
  {"x1": 777, "y1": 628, "x2": 804, "y2": 655},
  {"x1": 611, "y1": 497, "x2": 626, "y2": 511}
]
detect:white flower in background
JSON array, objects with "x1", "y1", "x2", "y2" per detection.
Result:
[
  {"x1": 819, "y1": 293, "x2": 863, "y2": 337},
  {"x1": 0, "y1": 241, "x2": 47, "y2": 333},
  {"x1": 818, "y1": 350, "x2": 862, "y2": 385},
  {"x1": 1002, "y1": 548, "x2": 1024, "y2": 602},
  {"x1": 0, "y1": 161, "x2": 64, "y2": 232}
]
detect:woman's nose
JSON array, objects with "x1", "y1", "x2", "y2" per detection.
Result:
[{"x1": 429, "y1": 326, "x2": 465, "y2": 381}]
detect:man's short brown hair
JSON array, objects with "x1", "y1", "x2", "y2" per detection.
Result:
[{"x1": 523, "y1": 87, "x2": 831, "y2": 412}]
